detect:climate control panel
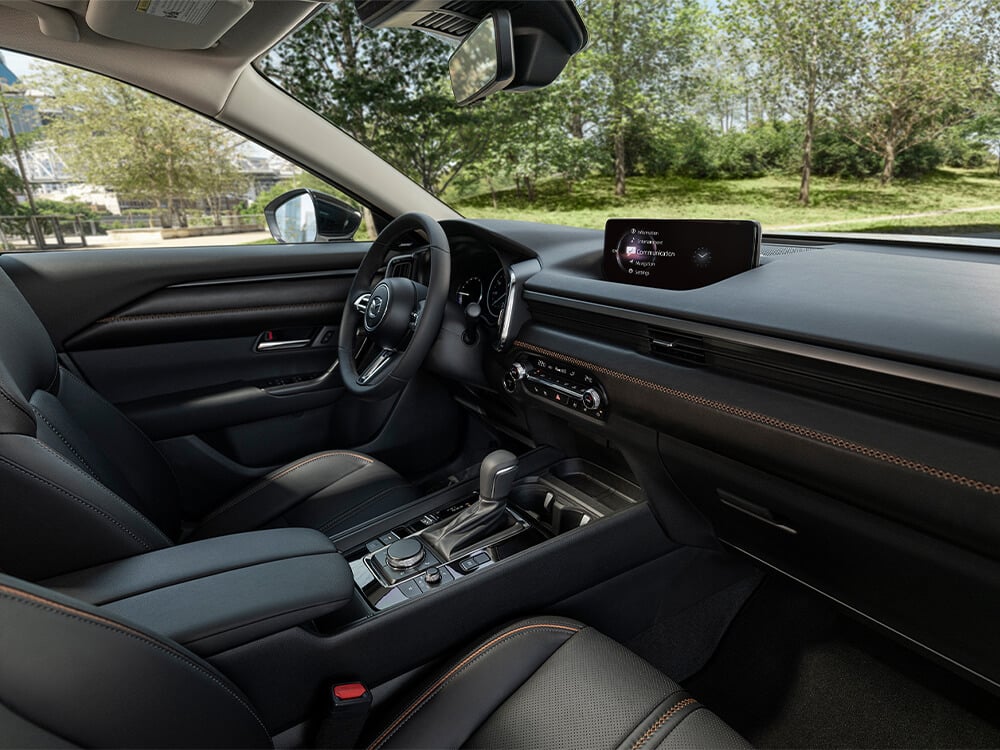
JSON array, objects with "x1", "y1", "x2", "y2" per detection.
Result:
[{"x1": 504, "y1": 353, "x2": 608, "y2": 420}]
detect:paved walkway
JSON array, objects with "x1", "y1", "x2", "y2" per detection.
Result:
[{"x1": 769, "y1": 204, "x2": 1000, "y2": 232}]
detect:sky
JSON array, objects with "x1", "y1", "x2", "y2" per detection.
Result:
[{"x1": 0, "y1": 50, "x2": 45, "y2": 80}]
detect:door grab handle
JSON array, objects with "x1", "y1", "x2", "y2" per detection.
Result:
[{"x1": 256, "y1": 338, "x2": 311, "y2": 352}]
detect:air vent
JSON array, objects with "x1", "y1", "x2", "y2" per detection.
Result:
[
  {"x1": 388, "y1": 259, "x2": 412, "y2": 278},
  {"x1": 414, "y1": 11, "x2": 476, "y2": 36},
  {"x1": 649, "y1": 329, "x2": 707, "y2": 366}
]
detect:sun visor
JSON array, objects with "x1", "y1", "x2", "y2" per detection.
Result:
[{"x1": 85, "y1": 0, "x2": 253, "y2": 50}]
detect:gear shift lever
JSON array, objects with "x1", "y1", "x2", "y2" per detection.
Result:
[{"x1": 424, "y1": 450, "x2": 518, "y2": 560}]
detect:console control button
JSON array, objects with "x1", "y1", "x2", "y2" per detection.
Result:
[
  {"x1": 424, "y1": 567, "x2": 442, "y2": 585},
  {"x1": 472, "y1": 552, "x2": 490, "y2": 566},
  {"x1": 398, "y1": 579, "x2": 422, "y2": 598},
  {"x1": 458, "y1": 557, "x2": 479, "y2": 573},
  {"x1": 379, "y1": 532, "x2": 400, "y2": 546},
  {"x1": 386, "y1": 538, "x2": 425, "y2": 570}
]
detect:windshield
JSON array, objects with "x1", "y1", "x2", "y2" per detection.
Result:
[{"x1": 260, "y1": 0, "x2": 1000, "y2": 239}]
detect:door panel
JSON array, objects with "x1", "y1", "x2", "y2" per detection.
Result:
[{"x1": 0, "y1": 242, "x2": 423, "y2": 494}]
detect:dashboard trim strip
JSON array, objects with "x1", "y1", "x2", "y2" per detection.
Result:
[
  {"x1": 523, "y1": 291, "x2": 1000, "y2": 400},
  {"x1": 513, "y1": 340, "x2": 1000, "y2": 497}
]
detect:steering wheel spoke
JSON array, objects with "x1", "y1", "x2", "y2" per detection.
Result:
[
  {"x1": 353, "y1": 291, "x2": 372, "y2": 315},
  {"x1": 357, "y1": 349, "x2": 397, "y2": 386}
]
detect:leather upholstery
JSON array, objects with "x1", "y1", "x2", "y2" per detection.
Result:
[
  {"x1": 187, "y1": 451, "x2": 416, "y2": 541},
  {"x1": 0, "y1": 574, "x2": 272, "y2": 749},
  {"x1": 0, "y1": 268, "x2": 417, "y2": 579},
  {"x1": 0, "y1": 575, "x2": 750, "y2": 750},
  {"x1": 42, "y1": 529, "x2": 356, "y2": 656},
  {"x1": 367, "y1": 616, "x2": 750, "y2": 750}
]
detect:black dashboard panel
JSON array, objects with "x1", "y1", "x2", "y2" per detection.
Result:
[{"x1": 461, "y1": 218, "x2": 1000, "y2": 691}]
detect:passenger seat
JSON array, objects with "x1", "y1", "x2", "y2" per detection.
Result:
[{"x1": 0, "y1": 573, "x2": 750, "y2": 749}]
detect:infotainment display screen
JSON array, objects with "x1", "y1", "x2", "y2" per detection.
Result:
[{"x1": 603, "y1": 219, "x2": 761, "y2": 290}]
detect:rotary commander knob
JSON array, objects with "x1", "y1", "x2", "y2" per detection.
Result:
[
  {"x1": 503, "y1": 362, "x2": 527, "y2": 393},
  {"x1": 582, "y1": 388, "x2": 602, "y2": 411}
]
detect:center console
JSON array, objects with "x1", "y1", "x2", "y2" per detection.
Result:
[{"x1": 345, "y1": 452, "x2": 644, "y2": 611}]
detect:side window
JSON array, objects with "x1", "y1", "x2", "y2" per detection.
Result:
[{"x1": 0, "y1": 49, "x2": 362, "y2": 252}]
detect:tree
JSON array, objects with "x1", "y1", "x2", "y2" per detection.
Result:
[
  {"x1": 966, "y1": 96, "x2": 1000, "y2": 175},
  {"x1": 0, "y1": 161, "x2": 20, "y2": 215},
  {"x1": 29, "y1": 67, "x2": 247, "y2": 227},
  {"x1": 260, "y1": 1, "x2": 490, "y2": 233},
  {"x1": 841, "y1": 0, "x2": 995, "y2": 185},
  {"x1": 576, "y1": 0, "x2": 705, "y2": 196},
  {"x1": 724, "y1": 0, "x2": 864, "y2": 204}
]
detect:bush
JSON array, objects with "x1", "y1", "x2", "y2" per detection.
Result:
[
  {"x1": 894, "y1": 141, "x2": 944, "y2": 178},
  {"x1": 812, "y1": 131, "x2": 880, "y2": 178}
]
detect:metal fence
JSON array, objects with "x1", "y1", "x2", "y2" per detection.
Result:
[{"x1": 0, "y1": 214, "x2": 91, "y2": 251}]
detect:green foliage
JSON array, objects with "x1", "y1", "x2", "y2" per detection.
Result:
[
  {"x1": 837, "y1": 0, "x2": 995, "y2": 184},
  {"x1": 28, "y1": 67, "x2": 248, "y2": 227},
  {"x1": 0, "y1": 161, "x2": 20, "y2": 215},
  {"x1": 812, "y1": 131, "x2": 881, "y2": 177},
  {"x1": 29, "y1": 197, "x2": 102, "y2": 220},
  {"x1": 261, "y1": 4, "x2": 484, "y2": 197}
]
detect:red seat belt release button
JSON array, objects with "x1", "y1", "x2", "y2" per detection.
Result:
[{"x1": 333, "y1": 682, "x2": 368, "y2": 702}]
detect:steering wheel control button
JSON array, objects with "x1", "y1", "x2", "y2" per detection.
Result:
[
  {"x1": 386, "y1": 538, "x2": 426, "y2": 570},
  {"x1": 364, "y1": 282, "x2": 391, "y2": 332}
]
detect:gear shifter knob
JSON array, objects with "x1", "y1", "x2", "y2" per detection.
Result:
[{"x1": 480, "y1": 450, "x2": 519, "y2": 501}]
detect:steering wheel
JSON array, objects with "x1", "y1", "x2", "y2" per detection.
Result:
[{"x1": 339, "y1": 213, "x2": 451, "y2": 398}]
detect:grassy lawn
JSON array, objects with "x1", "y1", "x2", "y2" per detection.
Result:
[{"x1": 452, "y1": 168, "x2": 1000, "y2": 235}]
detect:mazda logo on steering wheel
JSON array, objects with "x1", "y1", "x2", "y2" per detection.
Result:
[{"x1": 364, "y1": 282, "x2": 391, "y2": 331}]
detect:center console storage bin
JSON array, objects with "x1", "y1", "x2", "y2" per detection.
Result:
[{"x1": 43, "y1": 528, "x2": 354, "y2": 655}]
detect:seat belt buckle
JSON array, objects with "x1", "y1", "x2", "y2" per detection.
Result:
[{"x1": 315, "y1": 682, "x2": 372, "y2": 748}]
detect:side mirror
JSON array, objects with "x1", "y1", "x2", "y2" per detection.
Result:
[
  {"x1": 264, "y1": 189, "x2": 362, "y2": 243},
  {"x1": 449, "y1": 10, "x2": 516, "y2": 106}
]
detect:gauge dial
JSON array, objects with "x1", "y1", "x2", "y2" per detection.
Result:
[
  {"x1": 456, "y1": 276, "x2": 483, "y2": 307},
  {"x1": 487, "y1": 268, "x2": 509, "y2": 319}
]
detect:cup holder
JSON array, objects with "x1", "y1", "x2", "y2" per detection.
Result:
[{"x1": 510, "y1": 482, "x2": 591, "y2": 535}]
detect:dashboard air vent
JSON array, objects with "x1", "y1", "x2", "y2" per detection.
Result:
[
  {"x1": 649, "y1": 329, "x2": 707, "y2": 366},
  {"x1": 388, "y1": 258, "x2": 412, "y2": 278}
]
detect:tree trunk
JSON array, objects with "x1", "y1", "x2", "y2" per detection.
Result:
[
  {"x1": 880, "y1": 142, "x2": 896, "y2": 185},
  {"x1": 486, "y1": 176, "x2": 498, "y2": 209},
  {"x1": 362, "y1": 206, "x2": 377, "y2": 240},
  {"x1": 614, "y1": 127, "x2": 627, "y2": 197},
  {"x1": 798, "y1": 85, "x2": 816, "y2": 206},
  {"x1": 525, "y1": 177, "x2": 536, "y2": 204}
]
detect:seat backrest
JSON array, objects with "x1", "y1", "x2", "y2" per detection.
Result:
[
  {"x1": 0, "y1": 572, "x2": 272, "y2": 748},
  {"x1": 0, "y1": 269, "x2": 179, "y2": 579}
]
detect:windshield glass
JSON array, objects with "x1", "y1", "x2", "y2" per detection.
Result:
[{"x1": 260, "y1": 0, "x2": 1000, "y2": 239}]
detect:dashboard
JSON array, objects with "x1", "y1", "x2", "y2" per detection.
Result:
[{"x1": 431, "y1": 216, "x2": 1000, "y2": 698}]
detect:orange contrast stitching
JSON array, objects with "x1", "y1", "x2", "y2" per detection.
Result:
[
  {"x1": 0, "y1": 583, "x2": 269, "y2": 736},
  {"x1": 97, "y1": 301, "x2": 334, "y2": 324},
  {"x1": 367, "y1": 623, "x2": 580, "y2": 750},
  {"x1": 631, "y1": 698, "x2": 699, "y2": 750},
  {"x1": 199, "y1": 451, "x2": 373, "y2": 525},
  {"x1": 515, "y1": 341, "x2": 1000, "y2": 496}
]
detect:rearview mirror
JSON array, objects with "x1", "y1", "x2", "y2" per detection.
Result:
[
  {"x1": 449, "y1": 10, "x2": 516, "y2": 106},
  {"x1": 264, "y1": 189, "x2": 362, "y2": 243}
]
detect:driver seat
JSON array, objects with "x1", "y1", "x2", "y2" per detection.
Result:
[{"x1": 0, "y1": 268, "x2": 417, "y2": 580}]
